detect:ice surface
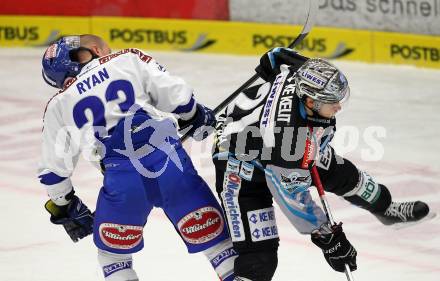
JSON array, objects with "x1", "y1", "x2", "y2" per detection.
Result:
[{"x1": 0, "y1": 48, "x2": 439, "y2": 281}]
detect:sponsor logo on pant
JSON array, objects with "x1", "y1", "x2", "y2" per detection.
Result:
[
  {"x1": 99, "y1": 223, "x2": 143, "y2": 250},
  {"x1": 221, "y1": 173, "x2": 245, "y2": 242},
  {"x1": 247, "y1": 207, "x2": 279, "y2": 242},
  {"x1": 178, "y1": 206, "x2": 224, "y2": 244}
]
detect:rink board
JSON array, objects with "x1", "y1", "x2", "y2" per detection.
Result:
[{"x1": 0, "y1": 15, "x2": 439, "y2": 68}]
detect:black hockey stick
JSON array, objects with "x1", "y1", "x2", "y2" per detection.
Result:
[
  {"x1": 311, "y1": 165, "x2": 355, "y2": 281},
  {"x1": 180, "y1": 0, "x2": 318, "y2": 142}
]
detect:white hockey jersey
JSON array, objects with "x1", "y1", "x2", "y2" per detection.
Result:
[{"x1": 38, "y1": 48, "x2": 196, "y2": 204}]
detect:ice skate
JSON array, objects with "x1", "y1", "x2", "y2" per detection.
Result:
[{"x1": 374, "y1": 201, "x2": 434, "y2": 228}]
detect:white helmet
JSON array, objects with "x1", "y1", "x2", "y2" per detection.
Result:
[{"x1": 295, "y1": 58, "x2": 349, "y2": 103}]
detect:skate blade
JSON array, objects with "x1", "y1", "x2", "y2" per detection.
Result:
[{"x1": 391, "y1": 212, "x2": 437, "y2": 230}]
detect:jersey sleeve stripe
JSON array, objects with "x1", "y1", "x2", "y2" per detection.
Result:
[
  {"x1": 38, "y1": 172, "x2": 67, "y2": 185},
  {"x1": 172, "y1": 95, "x2": 196, "y2": 115}
]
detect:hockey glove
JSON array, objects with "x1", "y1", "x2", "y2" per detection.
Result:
[
  {"x1": 256, "y1": 47, "x2": 308, "y2": 81},
  {"x1": 311, "y1": 222, "x2": 357, "y2": 273},
  {"x1": 178, "y1": 103, "x2": 216, "y2": 141},
  {"x1": 45, "y1": 195, "x2": 94, "y2": 242}
]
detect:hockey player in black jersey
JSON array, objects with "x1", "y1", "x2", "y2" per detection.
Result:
[{"x1": 212, "y1": 48, "x2": 430, "y2": 281}]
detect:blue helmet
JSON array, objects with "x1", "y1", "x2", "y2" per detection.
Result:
[{"x1": 42, "y1": 36, "x2": 83, "y2": 89}]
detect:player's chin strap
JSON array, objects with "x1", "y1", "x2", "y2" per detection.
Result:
[
  {"x1": 311, "y1": 100, "x2": 323, "y2": 112},
  {"x1": 301, "y1": 96, "x2": 323, "y2": 114}
]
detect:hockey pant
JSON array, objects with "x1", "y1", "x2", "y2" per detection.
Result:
[
  {"x1": 214, "y1": 156, "x2": 280, "y2": 281},
  {"x1": 94, "y1": 112, "x2": 236, "y2": 280}
]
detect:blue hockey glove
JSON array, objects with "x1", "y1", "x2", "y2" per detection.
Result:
[
  {"x1": 256, "y1": 47, "x2": 308, "y2": 81},
  {"x1": 179, "y1": 103, "x2": 216, "y2": 141},
  {"x1": 45, "y1": 195, "x2": 94, "y2": 242},
  {"x1": 311, "y1": 222, "x2": 357, "y2": 273}
]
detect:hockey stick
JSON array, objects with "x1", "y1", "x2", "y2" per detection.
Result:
[
  {"x1": 310, "y1": 165, "x2": 355, "y2": 281},
  {"x1": 180, "y1": 0, "x2": 318, "y2": 142}
]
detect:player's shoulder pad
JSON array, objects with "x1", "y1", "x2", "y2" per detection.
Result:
[{"x1": 98, "y1": 48, "x2": 153, "y2": 65}]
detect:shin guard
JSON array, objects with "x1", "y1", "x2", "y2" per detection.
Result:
[
  {"x1": 98, "y1": 249, "x2": 139, "y2": 281},
  {"x1": 203, "y1": 239, "x2": 237, "y2": 281}
]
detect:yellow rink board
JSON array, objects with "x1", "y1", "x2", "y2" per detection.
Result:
[
  {"x1": 91, "y1": 17, "x2": 372, "y2": 62},
  {"x1": 1, "y1": 16, "x2": 439, "y2": 68},
  {"x1": 373, "y1": 32, "x2": 440, "y2": 68},
  {"x1": 0, "y1": 16, "x2": 90, "y2": 47}
]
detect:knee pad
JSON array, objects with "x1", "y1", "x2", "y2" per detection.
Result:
[
  {"x1": 234, "y1": 250, "x2": 278, "y2": 281},
  {"x1": 98, "y1": 249, "x2": 139, "y2": 281},
  {"x1": 343, "y1": 170, "x2": 391, "y2": 212}
]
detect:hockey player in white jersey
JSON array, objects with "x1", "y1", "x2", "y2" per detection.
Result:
[
  {"x1": 39, "y1": 35, "x2": 237, "y2": 281},
  {"x1": 212, "y1": 48, "x2": 431, "y2": 280}
]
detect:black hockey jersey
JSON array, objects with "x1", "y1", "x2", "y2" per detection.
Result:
[{"x1": 213, "y1": 65, "x2": 336, "y2": 170}]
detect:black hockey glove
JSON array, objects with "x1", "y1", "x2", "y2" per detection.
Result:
[
  {"x1": 178, "y1": 103, "x2": 216, "y2": 141},
  {"x1": 311, "y1": 222, "x2": 357, "y2": 273},
  {"x1": 256, "y1": 47, "x2": 308, "y2": 81},
  {"x1": 45, "y1": 195, "x2": 94, "y2": 242}
]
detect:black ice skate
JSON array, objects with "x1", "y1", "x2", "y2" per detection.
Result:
[{"x1": 374, "y1": 201, "x2": 430, "y2": 226}]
